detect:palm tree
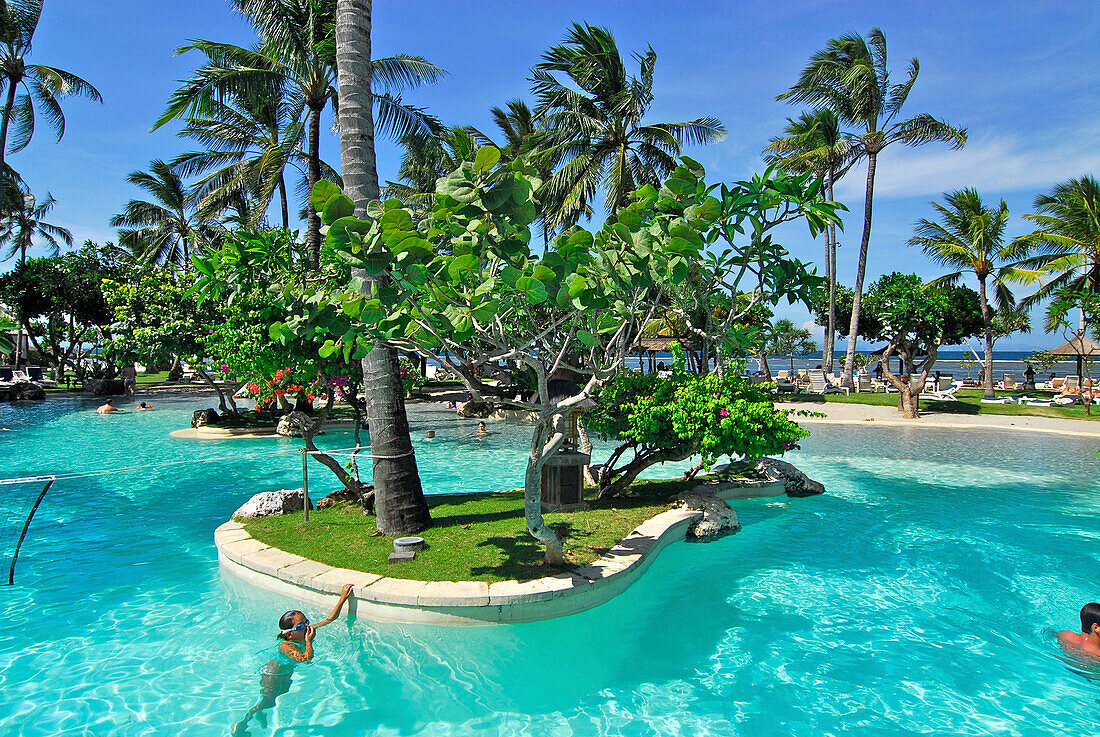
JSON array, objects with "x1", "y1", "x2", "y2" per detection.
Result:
[
  {"x1": 383, "y1": 125, "x2": 478, "y2": 212},
  {"x1": 155, "y1": 0, "x2": 445, "y2": 268},
  {"x1": 779, "y1": 27, "x2": 967, "y2": 387},
  {"x1": 908, "y1": 189, "x2": 1021, "y2": 397},
  {"x1": 0, "y1": 189, "x2": 70, "y2": 262},
  {"x1": 1010, "y1": 176, "x2": 1100, "y2": 328},
  {"x1": 531, "y1": 23, "x2": 725, "y2": 229},
  {"x1": 0, "y1": 0, "x2": 101, "y2": 216},
  {"x1": 765, "y1": 109, "x2": 853, "y2": 372},
  {"x1": 110, "y1": 160, "x2": 219, "y2": 268},
  {"x1": 334, "y1": 0, "x2": 432, "y2": 536},
  {"x1": 171, "y1": 73, "x2": 308, "y2": 229},
  {"x1": 470, "y1": 99, "x2": 557, "y2": 249}
]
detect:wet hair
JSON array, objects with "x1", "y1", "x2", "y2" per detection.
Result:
[
  {"x1": 1081, "y1": 603, "x2": 1100, "y2": 633},
  {"x1": 277, "y1": 610, "x2": 303, "y2": 640}
]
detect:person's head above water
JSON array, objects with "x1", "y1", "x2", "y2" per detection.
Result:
[
  {"x1": 277, "y1": 610, "x2": 310, "y2": 640},
  {"x1": 478, "y1": 421, "x2": 486, "y2": 432},
  {"x1": 1080, "y1": 602, "x2": 1100, "y2": 634}
]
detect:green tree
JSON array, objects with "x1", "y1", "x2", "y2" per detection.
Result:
[
  {"x1": 857, "y1": 273, "x2": 983, "y2": 418},
  {"x1": 110, "y1": 160, "x2": 219, "y2": 268},
  {"x1": 156, "y1": 0, "x2": 445, "y2": 268},
  {"x1": 1011, "y1": 176, "x2": 1100, "y2": 331},
  {"x1": 331, "y1": 0, "x2": 432, "y2": 535},
  {"x1": 383, "y1": 125, "x2": 477, "y2": 213},
  {"x1": 0, "y1": 0, "x2": 102, "y2": 216},
  {"x1": 765, "y1": 109, "x2": 852, "y2": 372},
  {"x1": 531, "y1": 22, "x2": 726, "y2": 229},
  {"x1": 779, "y1": 27, "x2": 967, "y2": 387},
  {"x1": 0, "y1": 189, "x2": 70, "y2": 263},
  {"x1": 765, "y1": 318, "x2": 817, "y2": 376},
  {"x1": 908, "y1": 188, "x2": 1021, "y2": 397}
]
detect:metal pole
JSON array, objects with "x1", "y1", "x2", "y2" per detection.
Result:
[
  {"x1": 9, "y1": 479, "x2": 53, "y2": 585},
  {"x1": 302, "y1": 450, "x2": 310, "y2": 523}
]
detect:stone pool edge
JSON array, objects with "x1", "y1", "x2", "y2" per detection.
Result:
[{"x1": 214, "y1": 479, "x2": 787, "y2": 626}]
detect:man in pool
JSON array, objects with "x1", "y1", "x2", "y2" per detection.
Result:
[
  {"x1": 1057, "y1": 602, "x2": 1100, "y2": 659},
  {"x1": 232, "y1": 584, "x2": 355, "y2": 735},
  {"x1": 96, "y1": 399, "x2": 121, "y2": 414}
]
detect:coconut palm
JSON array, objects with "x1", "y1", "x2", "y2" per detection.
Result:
[
  {"x1": 110, "y1": 160, "x2": 220, "y2": 268},
  {"x1": 383, "y1": 125, "x2": 479, "y2": 212},
  {"x1": 469, "y1": 100, "x2": 557, "y2": 249},
  {"x1": 170, "y1": 73, "x2": 309, "y2": 230},
  {"x1": 1010, "y1": 176, "x2": 1100, "y2": 326},
  {"x1": 0, "y1": 0, "x2": 102, "y2": 217},
  {"x1": 155, "y1": 0, "x2": 445, "y2": 268},
  {"x1": 0, "y1": 189, "x2": 71, "y2": 263},
  {"x1": 908, "y1": 189, "x2": 1021, "y2": 397},
  {"x1": 764, "y1": 109, "x2": 853, "y2": 372},
  {"x1": 531, "y1": 23, "x2": 725, "y2": 229},
  {"x1": 333, "y1": 0, "x2": 432, "y2": 536},
  {"x1": 779, "y1": 27, "x2": 967, "y2": 387}
]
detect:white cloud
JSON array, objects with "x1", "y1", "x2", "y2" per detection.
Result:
[
  {"x1": 802, "y1": 320, "x2": 824, "y2": 340},
  {"x1": 834, "y1": 126, "x2": 1100, "y2": 201}
]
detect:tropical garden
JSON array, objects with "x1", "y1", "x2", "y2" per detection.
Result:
[{"x1": 2, "y1": 0, "x2": 1099, "y2": 565}]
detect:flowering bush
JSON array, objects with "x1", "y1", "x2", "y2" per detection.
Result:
[{"x1": 398, "y1": 358, "x2": 425, "y2": 395}]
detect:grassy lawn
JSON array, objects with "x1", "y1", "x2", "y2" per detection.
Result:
[
  {"x1": 778, "y1": 387, "x2": 1100, "y2": 421},
  {"x1": 243, "y1": 478, "x2": 699, "y2": 583}
]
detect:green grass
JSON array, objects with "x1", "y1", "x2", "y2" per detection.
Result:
[
  {"x1": 778, "y1": 387, "x2": 1100, "y2": 421},
  {"x1": 243, "y1": 478, "x2": 699, "y2": 582}
]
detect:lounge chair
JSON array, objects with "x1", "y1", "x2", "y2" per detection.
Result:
[
  {"x1": 775, "y1": 370, "x2": 789, "y2": 382},
  {"x1": 26, "y1": 366, "x2": 57, "y2": 387},
  {"x1": 981, "y1": 396, "x2": 1016, "y2": 404},
  {"x1": 855, "y1": 373, "x2": 873, "y2": 393},
  {"x1": 808, "y1": 369, "x2": 850, "y2": 396},
  {"x1": 1046, "y1": 377, "x2": 1065, "y2": 391},
  {"x1": 920, "y1": 376, "x2": 959, "y2": 401},
  {"x1": 998, "y1": 374, "x2": 1017, "y2": 390}
]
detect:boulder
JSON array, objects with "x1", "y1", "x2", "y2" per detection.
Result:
[
  {"x1": 191, "y1": 408, "x2": 220, "y2": 428},
  {"x1": 754, "y1": 457, "x2": 826, "y2": 497},
  {"x1": 275, "y1": 411, "x2": 313, "y2": 437},
  {"x1": 457, "y1": 399, "x2": 494, "y2": 418},
  {"x1": 316, "y1": 483, "x2": 374, "y2": 510},
  {"x1": 8, "y1": 381, "x2": 46, "y2": 401},
  {"x1": 676, "y1": 492, "x2": 741, "y2": 541},
  {"x1": 87, "y1": 379, "x2": 125, "y2": 396},
  {"x1": 232, "y1": 489, "x2": 313, "y2": 519}
]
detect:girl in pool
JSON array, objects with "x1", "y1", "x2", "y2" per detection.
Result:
[{"x1": 232, "y1": 584, "x2": 354, "y2": 735}]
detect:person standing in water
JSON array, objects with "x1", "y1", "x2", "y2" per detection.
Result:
[
  {"x1": 1057, "y1": 602, "x2": 1100, "y2": 659},
  {"x1": 232, "y1": 584, "x2": 354, "y2": 735}
]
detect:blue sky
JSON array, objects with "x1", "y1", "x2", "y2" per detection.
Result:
[{"x1": 9, "y1": 0, "x2": 1100, "y2": 349}]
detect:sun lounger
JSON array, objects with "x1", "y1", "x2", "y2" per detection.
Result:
[
  {"x1": 775, "y1": 370, "x2": 789, "y2": 382},
  {"x1": 1044, "y1": 377, "x2": 1065, "y2": 391},
  {"x1": 998, "y1": 374, "x2": 1016, "y2": 390},
  {"x1": 808, "y1": 369, "x2": 849, "y2": 396},
  {"x1": 855, "y1": 374, "x2": 873, "y2": 393},
  {"x1": 980, "y1": 396, "x2": 1016, "y2": 404},
  {"x1": 26, "y1": 366, "x2": 57, "y2": 387}
]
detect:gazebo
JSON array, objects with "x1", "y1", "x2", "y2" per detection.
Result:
[
  {"x1": 1048, "y1": 332, "x2": 1100, "y2": 383},
  {"x1": 633, "y1": 336, "x2": 702, "y2": 373}
]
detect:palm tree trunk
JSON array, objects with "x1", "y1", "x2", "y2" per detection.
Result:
[
  {"x1": 0, "y1": 78, "x2": 18, "y2": 219},
  {"x1": 978, "y1": 276, "x2": 995, "y2": 398},
  {"x1": 306, "y1": 102, "x2": 323, "y2": 269},
  {"x1": 335, "y1": 0, "x2": 431, "y2": 535},
  {"x1": 277, "y1": 174, "x2": 290, "y2": 230},
  {"x1": 842, "y1": 152, "x2": 877, "y2": 388},
  {"x1": 824, "y1": 172, "x2": 837, "y2": 372}
]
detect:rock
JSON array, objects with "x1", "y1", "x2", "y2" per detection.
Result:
[
  {"x1": 232, "y1": 489, "x2": 313, "y2": 519},
  {"x1": 754, "y1": 457, "x2": 826, "y2": 497},
  {"x1": 87, "y1": 379, "x2": 125, "y2": 396},
  {"x1": 676, "y1": 492, "x2": 741, "y2": 541},
  {"x1": 316, "y1": 483, "x2": 374, "y2": 510},
  {"x1": 191, "y1": 408, "x2": 220, "y2": 428},
  {"x1": 275, "y1": 411, "x2": 313, "y2": 437},
  {"x1": 457, "y1": 400, "x2": 493, "y2": 418},
  {"x1": 8, "y1": 381, "x2": 46, "y2": 401}
]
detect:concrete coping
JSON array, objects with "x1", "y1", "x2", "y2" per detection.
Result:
[{"x1": 214, "y1": 478, "x2": 790, "y2": 625}]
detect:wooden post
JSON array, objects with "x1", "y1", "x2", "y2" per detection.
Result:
[{"x1": 302, "y1": 450, "x2": 310, "y2": 523}]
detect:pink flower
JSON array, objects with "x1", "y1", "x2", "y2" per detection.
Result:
[
  {"x1": 719, "y1": 407, "x2": 729, "y2": 418},
  {"x1": 221, "y1": 364, "x2": 229, "y2": 373}
]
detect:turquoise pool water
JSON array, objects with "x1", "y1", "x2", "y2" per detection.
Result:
[{"x1": 0, "y1": 394, "x2": 1098, "y2": 735}]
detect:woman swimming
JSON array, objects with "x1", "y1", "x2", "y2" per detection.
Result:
[{"x1": 232, "y1": 584, "x2": 354, "y2": 735}]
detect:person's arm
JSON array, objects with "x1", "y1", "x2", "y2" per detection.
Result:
[
  {"x1": 279, "y1": 630, "x2": 315, "y2": 662},
  {"x1": 312, "y1": 584, "x2": 354, "y2": 628}
]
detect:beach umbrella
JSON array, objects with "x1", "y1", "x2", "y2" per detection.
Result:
[{"x1": 1047, "y1": 332, "x2": 1100, "y2": 382}]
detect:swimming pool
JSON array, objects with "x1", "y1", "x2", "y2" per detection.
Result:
[{"x1": 0, "y1": 394, "x2": 1097, "y2": 735}]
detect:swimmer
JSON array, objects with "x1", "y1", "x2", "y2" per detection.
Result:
[
  {"x1": 426, "y1": 430, "x2": 436, "y2": 439},
  {"x1": 96, "y1": 399, "x2": 121, "y2": 415},
  {"x1": 1057, "y1": 603, "x2": 1100, "y2": 659},
  {"x1": 445, "y1": 400, "x2": 457, "y2": 409},
  {"x1": 232, "y1": 584, "x2": 354, "y2": 735},
  {"x1": 470, "y1": 420, "x2": 494, "y2": 437},
  {"x1": 136, "y1": 401, "x2": 153, "y2": 411}
]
